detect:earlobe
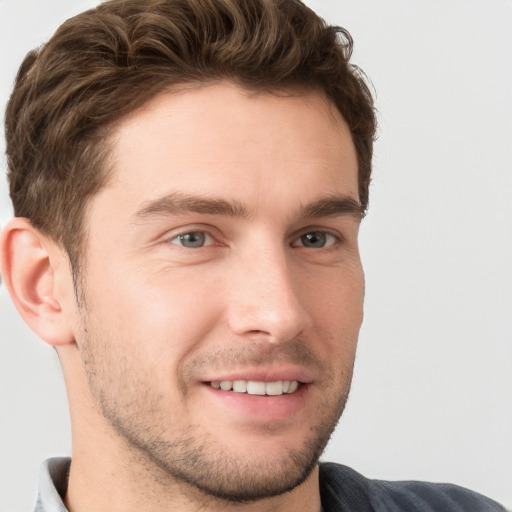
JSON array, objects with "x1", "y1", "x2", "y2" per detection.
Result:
[{"x1": 1, "y1": 217, "x2": 75, "y2": 346}]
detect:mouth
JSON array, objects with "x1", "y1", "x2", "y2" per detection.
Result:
[
  {"x1": 208, "y1": 380, "x2": 301, "y2": 396},
  {"x1": 201, "y1": 374, "x2": 311, "y2": 421}
]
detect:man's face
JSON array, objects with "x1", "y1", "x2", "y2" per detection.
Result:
[{"x1": 74, "y1": 83, "x2": 364, "y2": 501}]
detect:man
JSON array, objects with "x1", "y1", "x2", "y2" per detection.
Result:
[{"x1": 0, "y1": 0, "x2": 507, "y2": 511}]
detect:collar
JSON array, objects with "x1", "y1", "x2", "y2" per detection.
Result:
[{"x1": 33, "y1": 457, "x2": 70, "y2": 512}]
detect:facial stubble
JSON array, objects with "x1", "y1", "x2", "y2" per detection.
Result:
[{"x1": 77, "y1": 309, "x2": 355, "y2": 505}]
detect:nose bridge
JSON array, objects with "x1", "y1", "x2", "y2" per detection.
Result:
[{"x1": 227, "y1": 238, "x2": 310, "y2": 342}]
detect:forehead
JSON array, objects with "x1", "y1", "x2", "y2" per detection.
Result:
[{"x1": 95, "y1": 82, "x2": 358, "y2": 220}]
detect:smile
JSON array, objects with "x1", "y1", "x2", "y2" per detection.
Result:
[{"x1": 209, "y1": 380, "x2": 300, "y2": 396}]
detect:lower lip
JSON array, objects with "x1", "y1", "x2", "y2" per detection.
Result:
[{"x1": 201, "y1": 383, "x2": 310, "y2": 422}]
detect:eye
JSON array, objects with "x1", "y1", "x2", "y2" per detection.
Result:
[
  {"x1": 292, "y1": 231, "x2": 338, "y2": 249},
  {"x1": 169, "y1": 231, "x2": 213, "y2": 248}
]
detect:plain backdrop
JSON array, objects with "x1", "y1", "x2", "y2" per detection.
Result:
[{"x1": 1, "y1": 1, "x2": 511, "y2": 510}]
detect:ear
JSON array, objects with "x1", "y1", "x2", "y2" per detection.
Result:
[{"x1": 1, "y1": 217, "x2": 75, "y2": 346}]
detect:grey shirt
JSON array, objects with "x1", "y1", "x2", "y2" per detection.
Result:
[{"x1": 34, "y1": 457, "x2": 507, "y2": 511}]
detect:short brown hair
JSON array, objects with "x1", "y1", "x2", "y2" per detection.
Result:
[{"x1": 5, "y1": 0, "x2": 376, "y2": 268}]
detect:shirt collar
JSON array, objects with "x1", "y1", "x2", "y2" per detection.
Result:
[{"x1": 33, "y1": 457, "x2": 70, "y2": 512}]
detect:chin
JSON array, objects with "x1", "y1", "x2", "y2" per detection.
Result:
[
  {"x1": 127, "y1": 413, "x2": 336, "y2": 504},
  {"x1": 168, "y1": 439, "x2": 323, "y2": 503}
]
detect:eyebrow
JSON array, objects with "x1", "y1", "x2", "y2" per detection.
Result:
[
  {"x1": 298, "y1": 196, "x2": 364, "y2": 220},
  {"x1": 133, "y1": 192, "x2": 363, "y2": 223},
  {"x1": 133, "y1": 192, "x2": 249, "y2": 221}
]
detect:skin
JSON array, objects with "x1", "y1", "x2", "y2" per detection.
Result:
[{"x1": 1, "y1": 82, "x2": 364, "y2": 512}]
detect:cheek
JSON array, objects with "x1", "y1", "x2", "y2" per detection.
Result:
[
  {"x1": 301, "y1": 268, "x2": 364, "y2": 376},
  {"x1": 84, "y1": 263, "x2": 225, "y2": 362},
  {"x1": 303, "y1": 263, "x2": 364, "y2": 332}
]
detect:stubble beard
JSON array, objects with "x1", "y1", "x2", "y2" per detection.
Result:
[
  {"x1": 110, "y1": 385, "x2": 350, "y2": 504},
  {"x1": 78, "y1": 312, "x2": 355, "y2": 505}
]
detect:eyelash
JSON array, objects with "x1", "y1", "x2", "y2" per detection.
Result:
[
  {"x1": 169, "y1": 231, "x2": 216, "y2": 248},
  {"x1": 167, "y1": 228, "x2": 343, "y2": 249},
  {"x1": 291, "y1": 230, "x2": 340, "y2": 249}
]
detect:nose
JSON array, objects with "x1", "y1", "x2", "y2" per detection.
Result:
[{"x1": 226, "y1": 244, "x2": 312, "y2": 343}]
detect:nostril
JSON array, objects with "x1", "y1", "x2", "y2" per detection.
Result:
[{"x1": 246, "y1": 329, "x2": 271, "y2": 336}]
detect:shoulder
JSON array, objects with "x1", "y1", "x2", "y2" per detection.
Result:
[{"x1": 318, "y1": 462, "x2": 507, "y2": 512}]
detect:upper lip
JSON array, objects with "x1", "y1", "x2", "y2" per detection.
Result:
[{"x1": 200, "y1": 365, "x2": 315, "y2": 384}]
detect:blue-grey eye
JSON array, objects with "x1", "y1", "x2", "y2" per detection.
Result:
[
  {"x1": 171, "y1": 231, "x2": 211, "y2": 248},
  {"x1": 294, "y1": 231, "x2": 336, "y2": 248}
]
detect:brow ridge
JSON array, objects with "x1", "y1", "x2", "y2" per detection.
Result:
[
  {"x1": 298, "y1": 195, "x2": 364, "y2": 220},
  {"x1": 133, "y1": 192, "x2": 363, "y2": 223},
  {"x1": 134, "y1": 192, "x2": 249, "y2": 221}
]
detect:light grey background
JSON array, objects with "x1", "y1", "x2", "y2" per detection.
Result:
[{"x1": 1, "y1": 1, "x2": 511, "y2": 510}]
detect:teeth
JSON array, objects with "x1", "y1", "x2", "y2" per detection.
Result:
[
  {"x1": 233, "y1": 380, "x2": 247, "y2": 392},
  {"x1": 247, "y1": 381, "x2": 266, "y2": 395},
  {"x1": 265, "y1": 381, "x2": 283, "y2": 395},
  {"x1": 210, "y1": 380, "x2": 300, "y2": 395},
  {"x1": 220, "y1": 381, "x2": 232, "y2": 391}
]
